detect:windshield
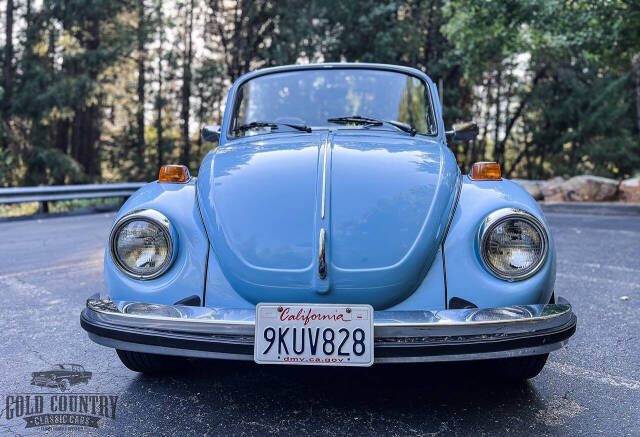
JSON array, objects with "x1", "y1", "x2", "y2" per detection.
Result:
[{"x1": 229, "y1": 68, "x2": 437, "y2": 138}]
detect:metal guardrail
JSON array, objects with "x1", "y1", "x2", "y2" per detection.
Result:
[{"x1": 0, "y1": 183, "x2": 146, "y2": 212}]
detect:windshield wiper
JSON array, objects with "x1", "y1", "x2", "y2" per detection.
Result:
[
  {"x1": 232, "y1": 121, "x2": 312, "y2": 134},
  {"x1": 327, "y1": 115, "x2": 416, "y2": 136}
]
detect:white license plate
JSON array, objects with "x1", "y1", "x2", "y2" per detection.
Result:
[{"x1": 254, "y1": 303, "x2": 374, "y2": 367}]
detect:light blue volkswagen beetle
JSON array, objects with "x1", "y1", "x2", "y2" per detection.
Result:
[{"x1": 81, "y1": 63, "x2": 576, "y2": 379}]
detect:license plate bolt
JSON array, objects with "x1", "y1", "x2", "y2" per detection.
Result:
[
  {"x1": 346, "y1": 308, "x2": 351, "y2": 313},
  {"x1": 277, "y1": 306, "x2": 283, "y2": 312}
]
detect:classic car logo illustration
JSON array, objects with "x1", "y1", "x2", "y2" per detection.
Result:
[
  {"x1": 30, "y1": 363, "x2": 92, "y2": 392},
  {"x1": 1, "y1": 364, "x2": 118, "y2": 431}
]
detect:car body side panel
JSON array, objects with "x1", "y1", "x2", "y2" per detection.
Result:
[
  {"x1": 105, "y1": 180, "x2": 209, "y2": 305},
  {"x1": 204, "y1": 243, "x2": 255, "y2": 309},
  {"x1": 385, "y1": 247, "x2": 447, "y2": 310},
  {"x1": 444, "y1": 177, "x2": 556, "y2": 308}
]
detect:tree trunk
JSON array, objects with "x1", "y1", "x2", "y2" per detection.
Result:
[
  {"x1": 155, "y1": 0, "x2": 165, "y2": 169},
  {"x1": 180, "y1": 0, "x2": 194, "y2": 166},
  {"x1": 477, "y1": 75, "x2": 492, "y2": 162},
  {"x1": 55, "y1": 120, "x2": 70, "y2": 153},
  {"x1": 195, "y1": 84, "x2": 203, "y2": 160},
  {"x1": 2, "y1": 0, "x2": 14, "y2": 102},
  {"x1": 632, "y1": 53, "x2": 640, "y2": 134},
  {"x1": 493, "y1": 68, "x2": 502, "y2": 164},
  {"x1": 70, "y1": 19, "x2": 102, "y2": 179},
  {"x1": 1, "y1": 0, "x2": 15, "y2": 142},
  {"x1": 136, "y1": 0, "x2": 147, "y2": 171},
  {"x1": 71, "y1": 105, "x2": 101, "y2": 178},
  {"x1": 496, "y1": 67, "x2": 547, "y2": 164}
]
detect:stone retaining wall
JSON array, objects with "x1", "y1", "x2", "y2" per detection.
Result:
[{"x1": 511, "y1": 176, "x2": 640, "y2": 203}]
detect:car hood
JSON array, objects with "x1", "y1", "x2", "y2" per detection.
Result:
[{"x1": 197, "y1": 130, "x2": 460, "y2": 309}]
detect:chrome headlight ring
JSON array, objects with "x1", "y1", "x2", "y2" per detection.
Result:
[
  {"x1": 109, "y1": 209, "x2": 178, "y2": 280},
  {"x1": 479, "y1": 208, "x2": 549, "y2": 281}
]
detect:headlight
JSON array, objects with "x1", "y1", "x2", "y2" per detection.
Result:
[
  {"x1": 479, "y1": 208, "x2": 548, "y2": 281},
  {"x1": 109, "y1": 209, "x2": 176, "y2": 280}
]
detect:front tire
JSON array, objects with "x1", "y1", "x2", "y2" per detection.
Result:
[
  {"x1": 490, "y1": 353, "x2": 549, "y2": 380},
  {"x1": 116, "y1": 349, "x2": 187, "y2": 374},
  {"x1": 488, "y1": 293, "x2": 554, "y2": 380},
  {"x1": 58, "y1": 379, "x2": 70, "y2": 391}
]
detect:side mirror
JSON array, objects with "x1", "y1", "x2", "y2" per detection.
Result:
[
  {"x1": 201, "y1": 125, "x2": 221, "y2": 143},
  {"x1": 445, "y1": 121, "x2": 478, "y2": 143}
]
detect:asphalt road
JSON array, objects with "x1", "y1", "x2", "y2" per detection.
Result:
[{"x1": 0, "y1": 211, "x2": 638, "y2": 436}]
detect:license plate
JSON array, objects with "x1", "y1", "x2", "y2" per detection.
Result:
[{"x1": 254, "y1": 303, "x2": 374, "y2": 366}]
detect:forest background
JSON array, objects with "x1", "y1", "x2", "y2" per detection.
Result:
[{"x1": 1, "y1": 0, "x2": 638, "y2": 187}]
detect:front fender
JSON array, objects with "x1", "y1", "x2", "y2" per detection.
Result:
[
  {"x1": 105, "y1": 180, "x2": 209, "y2": 305},
  {"x1": 444, "y1": 176, "x2": 556, "y2": 308}
]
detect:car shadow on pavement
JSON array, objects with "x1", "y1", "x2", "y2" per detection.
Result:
[{"x1": 113, "y1": 358, "x2": 549, "y2": 434}]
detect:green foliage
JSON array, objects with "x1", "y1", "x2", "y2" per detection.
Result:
[
  {"x1": 526, "y1": 66, "x2": 638, "y2": 178},
  {"x1": 0, "y1": 0, "x2": 638, "y2": 188},
  {"x1": 0, "y1": 148, "x2": 15, "y2": 187},
  {"x1": 445, "y1": 0, "x2": 533, "y2": 79},
  {"x1": 444, "y1": 0, "x2": 640, "y2": 177},
  {"x1": 24, "y1": 147, "x2": 86, "y2": 185}
]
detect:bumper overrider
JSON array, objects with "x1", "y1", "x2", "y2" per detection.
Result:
[{"x1": 81, "y1": 297, "x2": 576, "y2": 363}]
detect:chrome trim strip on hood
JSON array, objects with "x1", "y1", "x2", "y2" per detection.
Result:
[
  {"x1": 318, "y1": 228, "x2": 327, "y2": 279},
  {"x1": 321, "y1": 136, "x2": 329, "y2": 219}
]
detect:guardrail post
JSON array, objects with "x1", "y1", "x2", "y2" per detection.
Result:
[{"x1": 39, "y1": 201, "x2": 49, "y2": 214}]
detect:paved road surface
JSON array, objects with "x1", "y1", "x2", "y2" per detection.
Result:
[{"x1": 0, "y1": 212, "x2": 638, "y2": 436}]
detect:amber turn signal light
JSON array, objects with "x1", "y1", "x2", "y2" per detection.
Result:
[
  {"x1": 158, "y1": 165, "x2": 191, "y2": 183},
  {"x1": 470, "y1": 162, "x2": 502, "y2": 180}
]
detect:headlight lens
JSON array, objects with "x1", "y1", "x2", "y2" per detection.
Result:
[
  {"x1": 480, "y1": 210, "x2": 548, "y2": 281},
  {"x1": 110, "y1": 210, "x2": 175, "y2": 279}
]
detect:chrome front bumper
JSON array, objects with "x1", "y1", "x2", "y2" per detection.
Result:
[{"x1": 81, "y1": 298, "x2": 576, "y2": 363}]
